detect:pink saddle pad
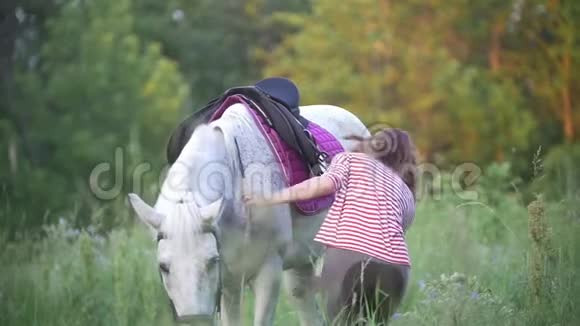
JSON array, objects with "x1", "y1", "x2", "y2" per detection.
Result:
[{"x1": 210, "y1": 95, "x2": 344, "y2": 215}]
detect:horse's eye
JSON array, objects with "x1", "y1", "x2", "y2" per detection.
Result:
[
  {"x1": 207, "y1": 256, "x2": 220, "y2": 270},
  {"x1": 159, "y1": 262, "x2": 170, "y2": 274}
]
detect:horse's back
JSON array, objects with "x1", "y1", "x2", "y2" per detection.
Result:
[{"x1": 299, "y1": 105, "x2": 370, "y2": 152}]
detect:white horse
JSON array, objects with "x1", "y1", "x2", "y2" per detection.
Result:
[{"x1": 129, "y1": 104, "x2": 369, "y2": 325}]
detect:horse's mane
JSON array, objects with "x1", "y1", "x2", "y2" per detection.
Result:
[
  {"x1": 179, "y1": 124, "x2": 224, "y2": 161},
  {"x1": 155, "y1": 124, "x2": 230, "y2": 216}
]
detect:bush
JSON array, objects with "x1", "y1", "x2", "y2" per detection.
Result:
[
  {"x1": 392, "y1": 273, "x2": 521, "y2": 326},
  {"x1": 477, "y1": 162, "x2": 522, "y2": 206},
  {"x1": 533, "y1": 143, "x2": 580, "y2": 200},
  {"x1": 1, "y1": 189, "x2": 579, "y2": 325},
  {"x1": 0, "y1": 220, "x2": 173, "y2": 326}
]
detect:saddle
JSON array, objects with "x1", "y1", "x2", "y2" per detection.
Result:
[{"x1": 166, "y1": 77, "x2": 329, "y2": 176}]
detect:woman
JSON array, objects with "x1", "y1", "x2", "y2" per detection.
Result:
[{"x1": 245, "y1": 128, "x2": 417, "y2": 324}]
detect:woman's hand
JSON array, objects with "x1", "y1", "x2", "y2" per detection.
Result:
[{"x1": 243, "y1": 194, "x2": 273, "y2": 206}]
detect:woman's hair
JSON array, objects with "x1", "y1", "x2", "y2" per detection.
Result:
[{"x1": 348, "y1": 128, "x2": 417, "y2": 197}]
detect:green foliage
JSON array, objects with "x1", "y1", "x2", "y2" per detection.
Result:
[
  {"x1": 533, "y1": 143, "x2": 580, "y2": 200},
  {"x1": 132, "y1": 0, "x2": 311, "y2": 106},
  {"x1": 1, "y1": 0, "x2": 189, "y2": 234},
  {"x1": 527, "y1": 196, "x2": 555, "y2": 309},
  {"x1": 1, "y1": 1, "x2": 579, "y2": 324},
  {"x1": 132, "y1": 0, "x2": 257, "y2": 104},
  {"x1": 395, "y1": 192, "x2": 580, "y2": 326},
  {"x1": 263, "y1": 0, "x2": 539, "y2": 166},
  {"x1": 477, "y1": 162, "x2": 522, "y2": 206},
  {"x1": 504, "y1": 0, "x2": 580, "y2": 143},
  {"x1": 1, "y1": 187, "x2": 579, "y2": 325},
  {"x1": 433, "y1": 62, "x2": 535, "y2": 164},
  {"x1": 0, "y1": 220, "x2": 173, "y2": 325},
  {"x1": 2, "y1": 0, "x2": 579, "y2": 236},
  {"x1": 37, "y1": 0, "x2": 188, "y2": 162},
  {"x1": 394, "y1": 273, "x2": 520, "y2": 326},
  {"x1": 0, "y1": 0, "x2": 318, "y2": 236}
]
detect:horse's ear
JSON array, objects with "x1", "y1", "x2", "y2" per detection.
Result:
[
  {"x1": 200, "y1": 198, "x2": 224, "y2": 222},
  {"x1": 128, "y1": 193, "x2": 164, "y2": 229}
]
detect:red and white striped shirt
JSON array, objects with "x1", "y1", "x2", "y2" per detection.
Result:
[{"x1": 314, "y1": 152, "x2": 415, "y2": 266}]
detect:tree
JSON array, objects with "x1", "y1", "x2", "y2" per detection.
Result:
[
  {"x1": 2, "y1": 0, "x2": 189, "y2": 234},
  {"x1": 132, "y1": 0, "x2": 311, "y2": 107},
  {"x1": 263, "y1": 0, "x2": 534, "y2": 164},
  {"x1": 504, "y1": 0, "x2": 580, "y2": 143}
]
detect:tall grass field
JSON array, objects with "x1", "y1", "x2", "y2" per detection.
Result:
[{"x1": 1, "y1": 174, "x2": 579, "y2": 325}]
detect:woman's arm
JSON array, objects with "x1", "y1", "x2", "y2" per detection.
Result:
[{"x1": 245, "y1": 175, "x2": 335, "y2": 206}]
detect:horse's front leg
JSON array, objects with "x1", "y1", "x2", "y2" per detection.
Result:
[
  {"x1": 220, "y1": 281, "x2": 242, "y2": 326},
  {"x1": 283, "y1": 264, "x2": 324, "y2": 326},
  {"x1": 252, "y1": 254, "x2": 283, "y2": 326}
]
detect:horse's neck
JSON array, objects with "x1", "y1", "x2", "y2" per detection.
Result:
[
  {"x1": 209, "y1": 107, "x2": 277, "y2": 228},
  {"x1": 158, "y1": 125, "x2": 232, "y2": 210}
]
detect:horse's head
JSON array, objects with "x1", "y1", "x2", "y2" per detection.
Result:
[
  {"x1": 128, "y1": 192, "x2": 225, "y2": 322},
  {"x1": 131, "y1": 124, "x2": 231, "y2": 321}
]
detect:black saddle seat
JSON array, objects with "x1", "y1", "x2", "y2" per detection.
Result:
[
  {"x1": 166, "y1": 78, "x2": 328, "y2": 175},
  {"x1": 255, "y1": 77, "x2": 300, "y2": 117}
]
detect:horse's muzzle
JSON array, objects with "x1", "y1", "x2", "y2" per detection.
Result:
[{"x1": 176, "y1": 314, "x2": 214, "y2": 325}]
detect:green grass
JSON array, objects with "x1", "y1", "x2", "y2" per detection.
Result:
[{"x1": 1, "y1": 191, "x2": 579, "y2": 325}]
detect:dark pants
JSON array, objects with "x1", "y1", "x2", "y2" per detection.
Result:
[{"x1": 320, "y1": 247, "x2": 410, "y2": 325}]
